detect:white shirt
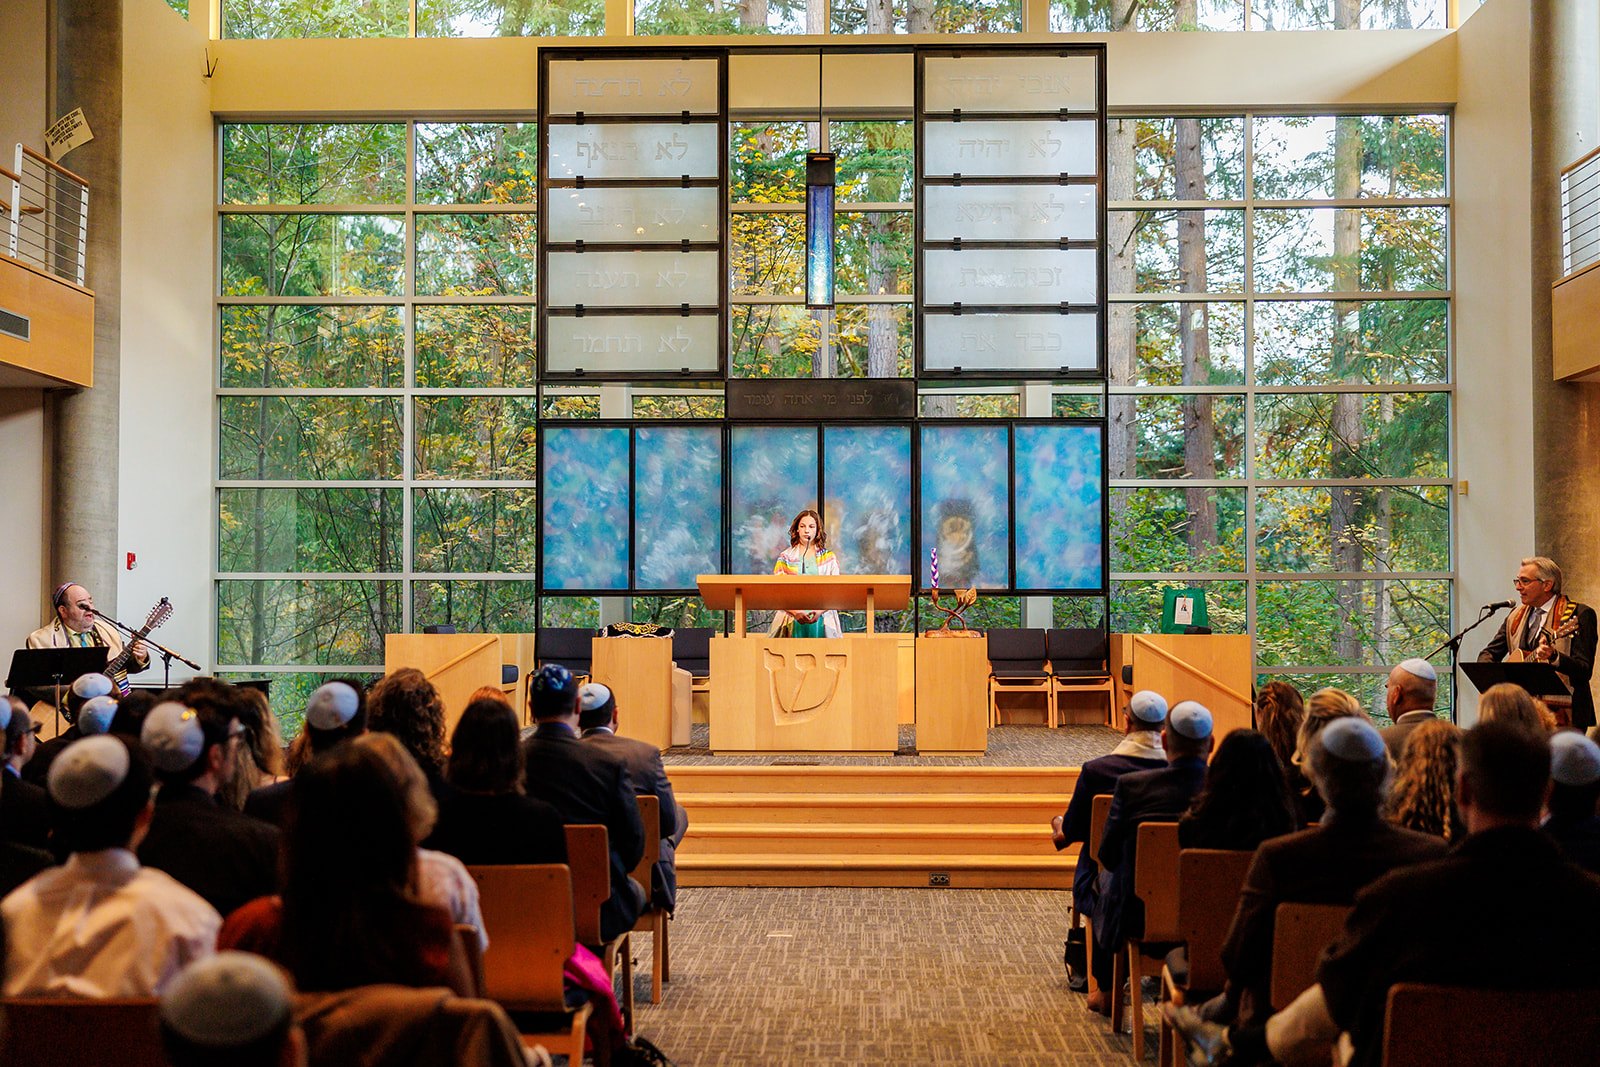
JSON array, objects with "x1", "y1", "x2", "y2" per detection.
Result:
[
  {"x1": 2, "y1": 848, "x2": 220, "y2": 997},
  {"x1": 416, "y1": 847, "x2": 487, "y2": 951}
]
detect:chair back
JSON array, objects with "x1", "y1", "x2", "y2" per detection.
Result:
[
  {"x1": 536, "y1": 627, "x2": 594, "y2": 677},
  {"x1": 463, "y1": 864, "x2": 574, "y2": 1012},
  {"x1": 564, "y1": 823, "x2": 612, "y2": 947},
  {"x1": 671, "y1": 627, "x2": 714, "y2": 677},
  {"x1": 1175, "y1": 849, "x2": 1255, "y2": 992},
  {"x1": 1131, "y1": 821, "x2": 1182, "y2": 942},
  {"x1": 987, "y1": 627, "x2": 1047, "y2": 673},
  {"x1": 630, "y1": 794, "x2": 662, "y2": 886},
  {"x1": 1047, "y1": 626, "x2": 1109, "y2": 672},
  {"x1": 1380, "y1": 984, "x2": 1600, "y2": 1067},
  {"x1": 453, "y1": 923, "x2": 486, "y2": 998},
  {"x1": 1088, "y1": 793, "x2": 1113, "y2": 862},
  {"x1": 1270, "y1": 902, "x2": 1352, "y2": 1010},
  {"x1": 0, "y1": 998, "x2": 165, "y2": 1067}
]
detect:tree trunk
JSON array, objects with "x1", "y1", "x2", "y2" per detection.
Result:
[
  {"x1": 1105, "y1": 0, "x2": 1141, "y2": 522},
  {"x1": 1174, "y1": 108, "x2": 1217, "y2": 556},
  {"x1": 864, "y1": 123, "x2": 900, "y2": 377},
  {"x1": 739, "y1": 0, "x2": 766, "y2": 29},
  {"x1": 906, "y1": 0, "x2": 934, "y2": 32}
]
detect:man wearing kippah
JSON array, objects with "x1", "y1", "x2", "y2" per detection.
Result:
[
  {"x1": 1378, "y1": 657, "x2": 1440, "y2": 757},
  {"x1": 1544, "y1": 731, "x2": 1600, "y2": 874},
  {"x1": 1477, "y1": 556, "x2": 1597, "y2": 728},
  {"x1": 2, "y1": 735, "x2": 219, "y2": 996},
  {"x1": 26, "y1": 581, "x2": 149, "y2": 677},
  {"x1": 0, "y1": 696, "x2": 49, "y2": 851}
]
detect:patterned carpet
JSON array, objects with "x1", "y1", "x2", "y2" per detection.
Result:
[
  {"x1": 625, "y1": 886, "x2": 1157, "y2": 1066},
  {"x1": 664, "y1": 724, "x2": 1124, "y2": 768}
]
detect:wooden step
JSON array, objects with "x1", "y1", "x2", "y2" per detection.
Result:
[
  {"x1": 667, "y1": 764, "x2": 1080, "y2": 796},
  {"x1": 681, "y1": 823, "x2": 1057, "y2": 856},
  {"x1": 679, "y1": 792, "x2": 1066, "y2": 825},
  {"x1": 678, "y1": 852, "x2": 1076, "y2": 890}
]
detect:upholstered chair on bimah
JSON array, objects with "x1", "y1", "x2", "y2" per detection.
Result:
[
  {"x1": 671, "y1": 628, "x2": 713, "y2": 695},
  {"x1": 1110, "y1": 821, "x2": 1182, "y2": 1061},
  {"x1": 1158, "y1": 848, "x2": 1256, "y2": 1067},
  {"x1": 1046, "y1": 627, "x2": 1115, "y2": 727},
  {"x1": 1269, "y1": 902, "x2": 1353, "y2": 1012},
  {"x1": 630, "y1": 794, "x2": 671, "y2": 1005},
  {"x1": 986, "y1": 627, "x2": 1051, "y2": 726},
  {"x1": 536, "y1": 627, "x2": 595, "y2": 680},
  {"x1": 565, "y1": 823, "x2": 634, "y2": 1034},
  {"x1": 0, "y1": 998, "x2": 165, "y2": 1067},
  {"x1": 1380, "y1": 985, "x2": 1600, "y2": 1067}
]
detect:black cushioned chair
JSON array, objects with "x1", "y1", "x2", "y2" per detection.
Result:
[
  {"x1": 986, "y1": 627, "x2": 1050, "y2": 726},
  {"x1": 1047, "y1": 626, "x2": 1114, "y2": 727}
]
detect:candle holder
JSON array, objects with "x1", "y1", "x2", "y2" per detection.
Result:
[{"x1": 924, "y1": 585, "x2": 981, "y2": 638}]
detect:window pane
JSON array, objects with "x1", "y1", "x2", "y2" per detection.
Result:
[
  {"x1": 1255, "y1": 392, "x2": 1448, "y2": 479},
  {"x1": 837, "y1": 212, "x2": 913, "y2": 296},
  {"x1": 1116, "y1": 393, "x2": 1245, "y2": 479},
  {"x1": 216, "y1": 671, "x2": 384, "y2": 739},
  {"x1": 1107, "y1": 301, "x2": 1244, "y2": 386},
  {"x1": 217, "y1": 580, "x2": 399, "y2": 666},
  {"x1": 921, "y1": 424, "x2": 1010, "y2": 589},
  {"x1": 834, "y1": 304, "x2": 913, "y2": 379},
  {"x1": 418, "y1": 0, "x2": 604, "y2": 36},
  {"x1": 924, "y1": 248, "x2": 1097, "y2": 306},
  {"x1": 1115, "y1": 209, "x2": 1245, "y2": 294},
  {"x1": 414, "y1": 397, "x2": 539, "y2": 480},
  {"x1": 732, "y1": 212, "x2": 804, "y2": 298},
  {"x1": 415, "y1": 305, "x2": 536, "y2": 388},
  {"x1": 219, "y1": 488, "x2": 401, "y2": 572},
  {"x1": 635, "y1": 0, "x2": 806, "y2": 35},
  {"x1": 222, "y1": 124, "x2": 406, "y2": 204},
  {"x1": 221, "y1": 214, "x2": 405, "y2": 297},
  {"x1": 831, "y1": 121, "x2": 914, "y2": 203},
  {"x1": 547, "y1": 251, "x2": 719, "y2": 308},
  {"x1": 1113, "y1": 116, "x2": 1245, "y2": 202},
  {"x1": 1053, "y1": 390, "x2": 1105, "y2": 417},
  {"x1": 1256, "y1": 486, "x2": 1450, "y2": 574},
  {"x1": 546, "y1": 186, "x2": 721, "y2": 244},
  {"x1": 1254, "y1": 578, "x2": 1450, "y2": 668},
  {"x1": 924, "y1": 184, "x2": 1096, "y2": 243},
  {"x1": 415, "y1": 122, "x2": 538, "y2": 205},
  {"x1": 1055, "y1": 2, "x2": 1244, "y2": 31},
  {"x1": 547, "y1": 124, "x2": 721, "y2": 182},
  {"x1": 413, "y1": 580, "x2": 538, "y2": 632},
  {"x1": 413, "y1": 488, "x2": 538, "y2": 572},
  {"x1": 541, "y1": 596, "x2": 601, "y2": 628},
  {"x1": 731, "y1": 305, "x2": 823, "y2": 378},
  {"x1": 1110, "y1": 579, "x2": 1245, "y2": 634},
  {"x1": 922, "y1": 393, "x2": 1021, "y2": 418},
  {"x1": 1254, "y1": 299, "x2": 1447, "y2": 386},
  {"x1": 833, "y1": 0, "x2": 1022, "y2": 33},
  {"x1": 632, "y1": 392, "x2": 726, "y2": 419},
  {"x1": 824, "y1": 425, "x2": 912, "y2": 576},
  {"x1": 545, "y1": 58, "x2": 721, "y2": 116},
  {"x1": 630, "y1": 596, "x2": 727, "y2": 630},
  {"x1": 416, "y1": 214, "x2": 536, "y2": 296},
  {"x1": 546, "y1": 313, "x2": 722, "y2": 376},
  {"x1": 1110, "y1": 487, "x2": 1246, "y2": 573},
  {"x1": 921, "y1": 54, "x2": 1095, "y2": 111},
  {"x1": 731, "y1": 426, "x2": 817, "y2": 574},
  {"x1": 1253, "y1": 1, "x2": 1446, "y2": 31},
  {"x1": 917, "y1": 593, "x2": 1021, "y2": 629},
  {"x1": 1252, "y1": 115, "x2": 1447, "y2": 200},
  {"x1": 223, "y1": 2, "x2": 407, "y2": 38},
  {"x1": 636, "y1": 426, "x2": 723, "y2": 590},
  {"x1": 541, "y1": 426, "x2": 630, "y2": 590},
  {"x1": 219, "y1": 396, "x2": 402, "y2": 480},
  {"x1": 731, "y1": 122, "x2": 806, "y2": 204},
  {"x1": 923, "y1": 120, "x2": 1097, "y2": 179},
  {"x1": 220, "y1": 305, "x2": 403, "y2": 389},
  {"x1": 1015, "y1": 424, "x2": 1104, "y2": 590},
  {"x1": 925, "y1": 311, "x2": 1098, "y2": 374},
  {"x1": 1253, "y1": 208, "x2": 1448, "y2": 292}
]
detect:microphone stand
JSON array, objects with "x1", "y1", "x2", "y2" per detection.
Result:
[
  {"x1": 1427, "y1": 604, "x2": 1507, "y2": 725},
  {"x1": 98, "y1": 614, "x2": 202, "y2": 689}
]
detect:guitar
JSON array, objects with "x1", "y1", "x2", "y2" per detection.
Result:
[
  {"x1": 1507, "y1": 617, "x2": 1579, "y2": 665},
  {"x1": 105, "y1": 598, "x2": 173, "y2": 696}
]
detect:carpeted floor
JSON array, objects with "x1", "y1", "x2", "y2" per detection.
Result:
[{"x1": 625, "y1": 886, "x2": 1157, "y2": 1066}]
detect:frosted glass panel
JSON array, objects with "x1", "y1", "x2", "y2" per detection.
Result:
[
  {"x1": 923, "y1": 312, "x2": 1098, "y2": 371},
  {"x1": 923, "y1": 55, "x2": 1099, "y2": 114},
  {"x1": 924, "y1": 248, "x2": 1098, "y2": 305},
  {"x1": 545, "y1": 186, "x2": 721, "y2": 244},
  {"x1": 923, "y1": 184, "x2": 1096, "y2": 243},
  {"x1": 547, "y1": 59, "x2": 721, "y2": 117},
  {"x1": 547, "y1": 251, "x2": 721, "y2": 307},
  {"x1": 545, "y1": 314, "x2": 720, "y2": 373},
  {"x1": 635, "y1": 426, "x2": 722, "y2": 590},
  {"x1": 824, "y1": 425, "x2": 912, "y2": 577},
  {"x1": 923, "y1": 120, "x2": 1096, "y2": 178},
  {"x1": 1015, "y1": 424, "x2": 1104, "y2": 591},
  {"x1": 548, "y1": 123, "x2": 721, "y2": 181},
  {"x1": 731, "y1": 426, "x2": 818, "y2": 575},
  {"x1": 542, "y1": 426, "x2": 630, "y2": 591},
  {"x1": 920, "y1": 424, "x2": 1010, "y2": 590}
]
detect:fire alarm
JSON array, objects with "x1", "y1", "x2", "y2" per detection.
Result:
[{"x1": 127, "y1": 552, "x2": 137, "y2": 570}]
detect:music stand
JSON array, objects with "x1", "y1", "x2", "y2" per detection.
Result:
[
  {"x1": 1460, "y1": 660, "x2": 1572, "y2": 702},
  {"x1": 6, "y1": 647, "x2": 111, "y2": 734}
]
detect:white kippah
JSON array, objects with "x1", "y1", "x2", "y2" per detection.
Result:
[
  {"x1": 305, "y1": 681, "x2": 360, "y2": 731},
  {"x1": 72, "y1": 672, "x2": 115, "y2": 700},
  {"x1": 142, "y1": 701, "x2": 206, "y2": 773},
  {"x1": 1397, "y1": 658, "x2": 1438, "y2": 682},
  {"x1": 1128, "y1": 690, "x2": 1168, "y2": 724},
  {"x1": 161, "y1": 952, "x2": 294, "y2": 1048},
  {"x1": 48, "y1": 735, "x2": 131, "y2": 809},
  {"x1": 578, "y1": 682, "x2": 614, "y2": 713},
  {"x1": 1320, "y1": 717, "x2": 1387, "y2": 762},
  {"x1": 78, "y1": 695, "x2": 118, "y2": 736},
  {"x1": 1550, "y1": 731, "x2": 1600, "y2": 787},
  {"x1": 1168, "y1": 701, "x2": 1214, "y2": 740}
]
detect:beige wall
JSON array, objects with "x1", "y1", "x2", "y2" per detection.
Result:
[{"x1": 0, "y1": 0, "x2": 48, "y2": 154}]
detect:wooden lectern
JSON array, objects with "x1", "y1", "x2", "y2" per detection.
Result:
[{"x1": 697, "y1": 575, "x2": 912, "y2": 753}]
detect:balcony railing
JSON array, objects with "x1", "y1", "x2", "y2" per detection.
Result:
[
  {"x1": 3, "y1": 144, "x2": 90, "y2": 287},
  {"x1": 1561, "y1": 145, "x2": 1600, "y2": 279}
]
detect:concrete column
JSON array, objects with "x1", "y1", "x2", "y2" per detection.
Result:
[{"x1": 49, "y1": 0, "x2": 122, "y2": 616}]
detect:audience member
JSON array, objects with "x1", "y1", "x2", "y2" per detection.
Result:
[
  {"x1": 1088, "y1": 700, "x2": 1214, "y2": 1014},
  {"x1": 1475, "y1": 681, "x2": 1549, "y2": 734},
  {"x1": 579, "y1": 681, "x2": 688, "y2": 912},
  {"x1": 2, "y1": 735, "x2": 219, "y2": 995},
  {"x1": 220, "y1": 685, "x2": 287, "y2": 812},
  {"x1": 1178, "y1": 729, "x2": 1297, "y2": 851},
  {"x1": 367, "y1": 668, "x2": 456, "y2": 813},
  {"x1": 1544, "y1": 730, "x2": 1600, "y2": 874},
  {"x1": 136, "y1": 682, "x2": 282, "y2": 918},
  {"x1": 77, "y1": 695, "x2": 119, "y2": 736},
  {"x1": 1253, "y1": 682, "x2": 1304, "y2": 782},
  {"x1": 0, "y1": 698, "x2": 52, "y2": 895},
  {"x1": 1387, "y1": 718, "x2": 1465, "y2": 843},
  {"x1": 522, "y1": 664, "x2": 646, "y2": 943},
  {"x1": 293, "y1": 985, "x2": 536, "y2": 1067},
  {"x1": 20, "y1": 671, "x2": 112, "y2": 786},
  {"x1": 218, "y1": 740, "x2": 473, "y2": 995},
  {"x1": 247, "y1": 680, "x2": 367, "y2": 827},
  {"x1": 160, "y1": 951, "x2": 305, "y2": 1067},
  {"x1": 0, "y1": 697, "x2": 50, "y2": 851},
  {"x1": 432, "y1": 696, "x2": 567, "y2": 867},
  {"x1": 1378, "y1": 657, "x2": 1439, "y2": 757},
  {"x1": 467, "y1": 685, "x2": 512, "y2": 707},
  {"x1": 108, "y1": 688, "x2": 158, "y2": 739},
  {"x1": 1289, "y1": 688, "x2": 1363, "y2": 825}
]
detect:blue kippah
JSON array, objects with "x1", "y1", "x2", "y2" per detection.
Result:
[{"x1": 533, "y1": 663, "x2": 575, "y2": 695}]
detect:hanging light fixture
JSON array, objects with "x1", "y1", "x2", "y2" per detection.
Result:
[{"x1": 805, "y1": 57, "x2": 835, "y2": 310}]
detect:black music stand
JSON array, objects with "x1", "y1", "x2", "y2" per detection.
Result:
[
  {"x1": 1460, "y1": 660, "x2": 1572, "y2": 703},
  {"x1": 6, "y1": 647, "x2": 110, "y2": 734}
]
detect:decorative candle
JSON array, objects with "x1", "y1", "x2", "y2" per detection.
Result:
[{"x1": 931, "y1": 547, "x2": 938, "y2": 591}]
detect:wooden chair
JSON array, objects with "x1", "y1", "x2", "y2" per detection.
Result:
[
  {"x1": 1047, "y1": 626, "x2": 1115, "y2": 727},
  {"x1": 1158, "y1": 849, "x2": 1255, "y2": 1067},
  {"x1": 630, "y1": 794, "x2": 671, "y2": 1005},
  {"x1": 1079, "y1": 793, "x2": 1115, "y2": 998},
  {"x1": 987, "y1": 627, "x2": 1050, "y2": 726},
  {"x1": 566, "y1": 822, "x2": 634, "y2": 1035},
  {"x1": 455, "y1": 922, "x2": 487, "y2": 998},
  {"x1": 463, "y1": 864, "x2": 596, "y2": 1067},
  {"x1": 1270, "y1": 902, "x2": 1353, "y2": 1011},
  {"x1": 1380, "y1": 984, "x2": 1600, "y2": 1067},
  {"x1": 0, "y1": 997, "x2": 165, "y2": 1067},
  {"x1": 1110, "y1": 820, "x2": 1181, "y2": 1061}
]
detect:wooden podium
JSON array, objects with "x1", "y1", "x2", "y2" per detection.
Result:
[{"x1": 697, "y1": 575, "x2": 911, "y2": 753}]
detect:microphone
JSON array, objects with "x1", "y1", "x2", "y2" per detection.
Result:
[{"x1": 1484, "y1": 600, "x2": 1515, "y2": 611}]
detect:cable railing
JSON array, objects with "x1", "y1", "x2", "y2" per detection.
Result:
[
  {"x1": 1561, "y1": 145, "x2": 1600, "y2": 278},
  {"x1": 3, "y1": 144, "x2": 90, "y2": 287}
]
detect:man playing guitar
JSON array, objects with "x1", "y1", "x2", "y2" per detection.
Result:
[
  {"x1": 1478, "y1": 556, "x2": 1598, "y2": 729},
  {"x1": 26, "y1": 583, "x2": 150, "y2": 697}
]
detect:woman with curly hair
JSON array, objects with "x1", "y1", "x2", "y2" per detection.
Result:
[
  {"x1": 1289, "y1": 687, "x2": 1363, "y2": 825},
  {"x1": 365, "y1": 668, "x2": 451, "y2": 808},
  {"x1": 1254, "y1": 682, "x2": 1304, "y2": 780},
  {"x1": 1388, "y1": 717, "x2": 1466, "y2": 842}
]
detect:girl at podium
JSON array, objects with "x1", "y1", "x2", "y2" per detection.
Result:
[{"x1": 771, "y1": 509, "x2": 842, "y2": 638}]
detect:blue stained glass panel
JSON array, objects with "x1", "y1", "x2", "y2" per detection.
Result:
[
  {"x1": 542, "y1": 426, "x2": 629, "y2": 590},
  {"x1": 635, "y1": 426, "x2": 722, "y2": 590},
  {"x1": 1014, "y1": 424, "x2": 1105, "y2": 591},
  {"x1": 731, "y1": 426, "x2": 818, "y2": 574},
  {"x1": 824, "y1": 425, "x2": 911, "y2": 577},
  {"x1": 920, "y1": 425, "x2": 1010, "y2": 590}
]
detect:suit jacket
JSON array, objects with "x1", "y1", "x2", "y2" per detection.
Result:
[
  {"x1": 244, "y1": 778, "x2": 294, "y2": 828},
  {"x1": 1478, "y1": 598, "x2": 1598, "y2": 728},
  {"x1": 1055, "y1": 749, "x2": 1167, "y2": 915},
  {"x1": 0, "y1": 770, "x2": 52, "y2": 851},
  {"x1": 582, "y1": 726, "x2": 688, "y2": 911},
  {"x1": 1544, "y1": 814, "x2": 1600, "y2": 876},
  {"x1": 1219, "y1": 814, "x2": 1447, "y2": 1022},
  {"x1": 521, "y1": 722, "x2": 645, "y2": 942},
  {"x1": 426, "y1": 789, "x2": 568, "y2": 868},
  {"x1": 25, "y1": 618, "x2": 149, "y2": 679},
  {"x1": 1096, "y1": 757, "x2": 1208, "y2": 951},
  {"x1": 136, "y1": 783, "x2": 281, "y2": 919},
  {"x1": 1318, "y1": 826, "x2": 1600, "y2": 1067},
  {"x1": 1379, "y1": 709, "x2": 1438, "y2": 759}
]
